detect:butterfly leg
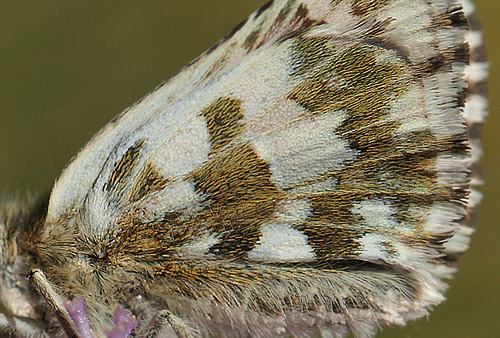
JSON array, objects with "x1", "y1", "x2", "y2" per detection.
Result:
[
  {"x1": 27, "y1": 269, "x2": 83, "y2": 338},
  {"x1": 144, "y1": 309, "x2": 196, "y2": 338}
]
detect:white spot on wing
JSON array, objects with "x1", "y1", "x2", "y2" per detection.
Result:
[
  {"x1": 464, "y1": 62, "x2": 489, "y2": 83},
  {"x1": 468, "y1": 186, "x2": 483, "y2": 208},
  {"x1": 461, "y1": 0, "x2": 476, "y2": 16},
  {"x1": 178, "y1": 231, "x2": 220, "y2": 258},
  {"x1": 358, "y1": 234, "x2": 426, "y2": 269},
  {"x1": 253, "y1": 112, "x2": 356, "y2": 189},
  {"x1": 463, "y1": 94, "x2": 488, "y2": 124},
  {"x1": 352, "y1": 199, "x2": 398, "y2": 230},
  {"x1": 139, "y1": 180, "x2": 201, "y2": 221},
  {"x1": 465, "y1": 30, "x2": 483, "y2": 50},
  {"x1": 390, "y1": 85, "x2": 429, "y2": 135},
  {"x1": 248, "y1": 223, "x2": 315, "y2": 262},
  {"x1": 358, "y1": 234, "x2": 388, "y2": 261}
]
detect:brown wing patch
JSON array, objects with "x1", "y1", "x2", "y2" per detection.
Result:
[
  {"x1": 127, "y1": 161, "x2": 172, "y2": 203},
  {"x1": 104, "y1": 139, "x2": 145, "y2": 195},
  {"x1": 295, "y1": 220, "x2": 362, "y2": 258},
  {"x1": 350, "y1": 0, "x2": 390, "y2": 17},
  {"x1": 202, "y1": 97, "x2": 245, "y2": 154},
  {"x1": 432, "y1": 6, "x2": 469, "y2": 29},
  {"x1": 189, "y1": 143, "x2": 284, "y2": 257}
]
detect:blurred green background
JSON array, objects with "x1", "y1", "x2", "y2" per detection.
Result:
[{"x1": 0, "y1": 1, "x2": 498, "y2": 337}]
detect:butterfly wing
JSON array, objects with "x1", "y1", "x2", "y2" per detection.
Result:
[{"x1": 35, "y1": 1, "x2": 484, "y2": 337}]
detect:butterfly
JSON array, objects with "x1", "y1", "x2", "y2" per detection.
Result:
[{"x1": 0, "y1": 0, "x2": 487, "y2": 337}]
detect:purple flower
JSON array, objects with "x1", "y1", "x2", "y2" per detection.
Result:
[
  {"x1": 64, "y1": 296, "x2": 93, "y2": 338},
  {"x1": 64, "y1": 296, "x2": 138, "y2": 338},
  {"x1": 103, "y1": 307, "x2": 139, "y2": 338}
]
